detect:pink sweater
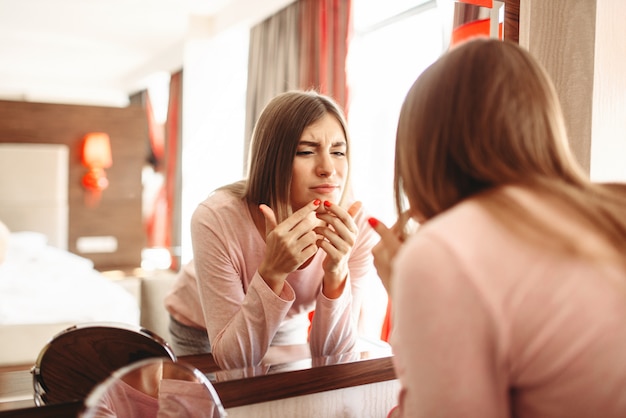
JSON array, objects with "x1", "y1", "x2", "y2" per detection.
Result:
[
  {"x1": 88, "y1": 379, "x2": 220, "y2": 417},
  {"x1": 391, "y1": 188, "x2": 626, "y2": 417},
  {"x1": 165, "y1": 190, "x2": 379, "y2": 369}
]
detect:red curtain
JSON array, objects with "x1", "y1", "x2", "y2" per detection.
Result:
[
  {"x1": 164, "y1": 71, "x2": 182, "y2": 270},
  {"x1": 145, "y1": 93, "x2": 165, "y2": 162},
  {"x1": 451, "y1": 0, "x2": 503, "y2": 47},
  {"x1": 144, "y1": 91, "x2": 167, "y2": 249},
  {"x1": 381, "y1": 299, "x2": 392, "y2": 342},
  {"x1": 458, "y1": 0, "x2": 493, "y2": 6},
  {"x1": 298, "y1": 0, "x2": 353, "y2": 114},
  {"x1": 451, "y1": 18, "x2": 502, "y2": 46},
  {"x1": 144, "y1": 71, "x2": 182, "y2": 271}
]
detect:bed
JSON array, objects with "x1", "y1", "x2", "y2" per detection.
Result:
[{"x1": 0, "y1": 143, "x2": 140, "y2": 367}]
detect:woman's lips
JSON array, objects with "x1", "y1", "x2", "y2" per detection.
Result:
[{"x1": 311, "y1": 185, "x2": 339, "y2": 194}]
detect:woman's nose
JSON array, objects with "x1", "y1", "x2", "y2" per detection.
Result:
[{"x1": 316, "y1": 154, "x2": 336, "y2": 177}]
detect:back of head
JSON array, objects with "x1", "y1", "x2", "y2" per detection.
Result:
[
  {"x1": 395, "y1": 38, "x2": 587, "y2": 219},
  {"x1": 245, "y1": 90, "x2": 350, "y2": 222},
  {"x1": 395, "y1": 38, "x2": 626, "y2": 264}
]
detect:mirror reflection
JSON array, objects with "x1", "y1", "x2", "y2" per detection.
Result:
[
  {"x1": 207, "y1": 345, "x2": 392, "y2": 382},
  {"x1": 81, "y1": 358, "x2": 226, "y2": 418},
  {"x1": 157, "y1": 1, "x2": 455, "y2": 375},
  {"x1": 31, "y1": 323, "x2": 176, "y2": 406},
  {"x1": 0, "y1": 0, "x2": 478, "y2": 384},
  {"x1": 165, "y1": 89, "x2": 392, "y2": 371}
]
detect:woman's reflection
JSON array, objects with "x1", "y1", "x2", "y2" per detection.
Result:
[
  {"x1": 209, "y1": 338, "x2": 393, "y2": 382},
  {"x1": 81, "y1": 359, "x2": 225, "y2": 418},
  {"x1": 164, "y1": 90, "x2": 387, "y2": 370}
]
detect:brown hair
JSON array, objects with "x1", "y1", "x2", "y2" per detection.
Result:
[
  {"x1": 394, "y1": 38, "x2": 626, "y2": 261},
  {"x1": 223, "y1": 90, "x2": 351, "y2": 223}
]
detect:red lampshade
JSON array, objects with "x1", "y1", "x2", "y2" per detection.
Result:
[
  {"x1": 82, "y1": 132, "x2": 112, "y2": 168},
  {"x1": 81, "y1": 132, "x2": 112, "y2": 192}
]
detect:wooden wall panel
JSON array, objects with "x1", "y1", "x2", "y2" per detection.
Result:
[
  {"x1": 504, "y1": 0, "x2": 520, "y2": 43},
  {"x1": 0, "y1": 100, "x2": 147, "y2": 270},
  {"x1": 518, "y1": 0, "x2": 596, "y2": 174}
]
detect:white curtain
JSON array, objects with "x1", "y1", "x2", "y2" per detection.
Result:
[{"x1": 244, "y1": 2, "x2": 300, "y2": 167}]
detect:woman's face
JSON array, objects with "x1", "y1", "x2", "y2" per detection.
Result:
[{"x1": 289, "y1": 113, "x2": 348, "y2": 212}]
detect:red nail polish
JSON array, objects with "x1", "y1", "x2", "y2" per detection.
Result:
[
  {"x1": 313, "y1": 199, "x2": 321, "y2": 206},
  {"x1": 368, "y1": 217, "x2": 379, "y2": 228},
  {"x1": 324, "y1": 201, "x2": 332, "y2": 207}
]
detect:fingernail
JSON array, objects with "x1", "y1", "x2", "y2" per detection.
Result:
[
  {"x1": 313, "y1": 199, "x2": 321, "y2": 206},
  {"x1": 368, "y1": 217, "x2": 379, "y2": 228},
  {"x1": 324, "y1": 201, "x2": 332, "y2": 207}
]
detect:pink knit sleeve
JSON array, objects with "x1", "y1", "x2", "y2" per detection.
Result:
[
  {"x1": 191, "y1": 202, "x2": 294, "y2": 370},
  {"x1": 308, "y1": 210, "x2": 380, "y2": 357}
]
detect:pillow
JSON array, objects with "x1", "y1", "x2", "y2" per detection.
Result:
[{"x1": 6, "y1": 231, "x2": 48, "y2": 261}]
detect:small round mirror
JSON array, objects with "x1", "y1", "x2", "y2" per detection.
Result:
[
  {"x1": 32, "y1": 322, "x2": 176, "y2": 406},
  {"x1": 80, "y1": 358, "x2": 226, "y2": 418}
]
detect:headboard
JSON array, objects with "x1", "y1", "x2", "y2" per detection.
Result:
[
  {"x1": 0, "y1": 143, "x2": 69, "y2": 249},
  {"x1": 0, "y1": 99, "x2": 146, "y2": 269}
]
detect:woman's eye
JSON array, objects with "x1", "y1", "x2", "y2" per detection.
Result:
[
  {"x1": 296, "y1": 150, "x2": 314, "y2": 155},
  {"x1": 332, "y1": 151, "x2": 346, "y2": 157}
]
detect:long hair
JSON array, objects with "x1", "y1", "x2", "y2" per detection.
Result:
[
  {"x1": 237, "y1": 90, "x2": 351, "y2": 223},
  {"x1": 394, "y1": 38, "x2": 626, "y2": 261}
]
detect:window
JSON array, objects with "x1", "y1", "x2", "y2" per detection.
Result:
[
  {"x1": 347, "y1": 0, "x2": 447, "y2": 224},
  {"x1": 180, "y1": 28, "x2": 250, "y2": 264}
]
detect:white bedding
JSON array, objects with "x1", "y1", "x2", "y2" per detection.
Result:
[
  {"x1": 0, "y1": 231, "x2": 139, "y2": 326},
  {"x1": 0, "y1": 143, "x2": 142, "y2": 367}
]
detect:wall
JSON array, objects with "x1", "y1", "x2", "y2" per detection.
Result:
[
  {"x1": 589, "y1": 0, "x2": 626, "y2": 182},
  {"x1": 519, "y1": 0, "x2": 595, "y2": 173},
  {"x1": 0, "y1": 100, "x2": 147, "y2": 269},
  {"x1": 519, "y1": 0, "x2": 626, "y2": 181}
]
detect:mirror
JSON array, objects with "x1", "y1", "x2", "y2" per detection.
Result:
[
  {"x1": 206, "y1": 343, "x2": 393, "y2": 383},
  {"x1": 80, "y1": 358, "x2": 226, "y2": 418},
  {"x1": 32, "y1": 323, "x2": 177, "y2": 406},
  {"x1": 0, "y1": 0, "x2": 508, "y2": 394}
]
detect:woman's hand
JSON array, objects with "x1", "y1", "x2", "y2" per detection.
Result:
[
  {"x1": 368, "y1": 213, "x2": 409, "y2": 295},
  {"x1": 258, "y1": 199, "x2": 322, "y2": 295},
  {"x1": 314, "y1": 201, "x2": 361, "y2": 298}
]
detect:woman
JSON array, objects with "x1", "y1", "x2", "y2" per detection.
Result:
[
  {"x1": 165, "y1": 90, "x2": 382, "y2": 370},
  {"x1": 370, "y1": 39, "x2": 626, "y2": 417}
]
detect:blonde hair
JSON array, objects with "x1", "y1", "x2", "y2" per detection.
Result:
[
  {"x1": 221, "y1": 90, "x2": 351, "y2": 223},
  {"x1": 394, "y1": 38, "x2": 626, "y2": 261}
]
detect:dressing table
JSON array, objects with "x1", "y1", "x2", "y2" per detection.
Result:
[{"x1": 0, "y1": 344, "x2": 398, "y2": 417}]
